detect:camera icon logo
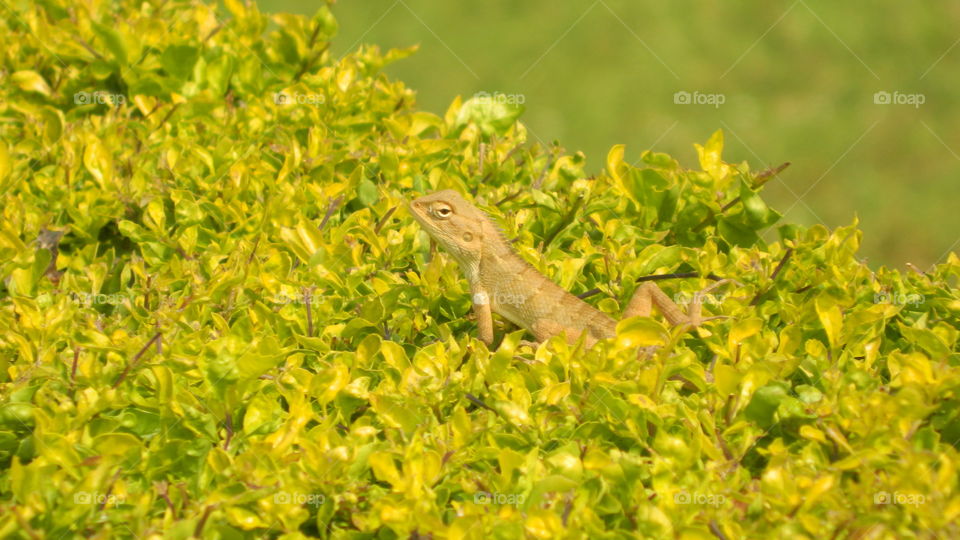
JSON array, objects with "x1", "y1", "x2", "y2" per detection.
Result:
[
  {"x1": 874, "y1": 491, "x2": 891, "y2": 504},
  {"x1": 873, "y1": 91, "x2": 891, "y2": 105},
  {"x1": 674, "y1": 491, "x2": 691, "y2": 504},
  {"x1": 274, "y1": 491, "x2": 291, "y2": 504},
  {"x1": 673, "y1": 91, "x2": 692, "y2": 105}
]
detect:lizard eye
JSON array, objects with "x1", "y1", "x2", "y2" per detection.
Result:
[{"x1": 433, "y1": 204, "x2": 453, "y2": 219}]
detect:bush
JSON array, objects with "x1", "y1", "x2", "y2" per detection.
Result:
[{"x1": 1, "y1": 0, "x2": 958, "y2": 538}]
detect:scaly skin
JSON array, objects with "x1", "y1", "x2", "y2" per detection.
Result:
[{"x1": 409, "y1": 190, "x2": 723, "y2": 347}]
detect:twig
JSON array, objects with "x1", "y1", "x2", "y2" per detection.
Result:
[
  {"x1": 495, "y1": 190, "x2": 522, "y2": 207},
  {"x1": 465, "y1": 393, "x2": 495, "y2": 412},
  {"x1": 304, "y1": 287, "x2": 314, "y2": 337},
  {"x1": 319, "y1": 194, "x2": 344, "y2": 231},
  {"x1": 195, "y1": 505, "x2": 215, "y2": 538},
  {"x1": 112, "y1": 332, "x2": 163, "y2": 388},
  {"x1": 71, "y1": 346, "x2": 80, "y2": 383},
  {"x1": 374, "y1": 206, "x2": 397, "y2": 234},
  {"x1": 541, "y1": 195, "x2": 585, "y2": 249},
  {"x1": 694, "y1": 162, "x2": 791, "y2": 231},
  {"x1": 149, "y1": 103, "x2": 181, "y2": 134},
  {"x1": 750, "y1": 248, "x2": 794, "y2": 306},
  {"x1": 709, "y1": 520, "x2": 729, "y2": 540},
  {"x1": 223, "y1": 412, "x2": 233, "y2": 450}
]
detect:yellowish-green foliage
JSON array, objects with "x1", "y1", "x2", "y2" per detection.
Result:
[{"x1": 1, "y1": 1, "x2": 959, "y2": 538}]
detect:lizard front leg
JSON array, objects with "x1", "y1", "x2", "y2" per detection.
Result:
[{"x1": 470, "y1": 286, "x2": 495, "y2": 346}]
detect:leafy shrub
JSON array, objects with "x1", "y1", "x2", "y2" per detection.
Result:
[{"x1": 1, "y1": 0, "x2": 958, "y2": 538}]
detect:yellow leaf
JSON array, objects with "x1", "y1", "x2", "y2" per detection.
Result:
[
  {"x1": 713, "y1": 363, "x2": 742, "y2": 395},
  {"x1": 525, "y1": 510, "x2": 563, "y2": 539},
  {"x1": 616, "y1": 316, "x2": 667, "y2": 348},
  {"x1": 814, "y1": 296, "x2": 843, "y2": 349},
  {"x1": 336, "y1": 66, "x2": 355, "y2": 91},
  {"x1": 542, "y1": 381, "x2": 570, "y2": 405},
  {"x1": 0, "y1": 141, "x2": 11, "y2": 183},
  {"x1": 695, "y1": 129, "x2": 731, "y2": 183},
  {"x1": 626, "y1": 393, "x2": 657, "y2": 411},
  {"x1": 380, "y1": 340, "x2": 410, "y2": 370},
  {"x1": 11, "y1": 70, "x2": 51, "y2": 96},
  {"x1": 132, "y1": 95, "x2": 157, "y2": 116},
  {"x1": 92, "y1": 433, "x2": 142, "y2": 455},
  {"x1": 225, "y1": 506, "x2": 267, "y2": 530},
  {"x1": 800, "y1": 475, "x2": 835, "y2": 510},
  {"x1": 498, "y1": 448, "x2": 525, "y2": 482},
  {"x1": 799, "y1": 425, "x2": 827, "y2": 444},
  {"x1": 606, "y1": 143, "x2": 638, "y2": 204},
  {"x1": 83, "y1": 136, "x2": 114, "y2": 187},
  {"x1": 729, "y1": 317, "x2": 762, "y2": 345},
  {"x1": 369, "y1": 452, "x2": 401, "y2": 487},
  {"x1": 296, "y1": 219, "x2": 324, "y2": 256}
]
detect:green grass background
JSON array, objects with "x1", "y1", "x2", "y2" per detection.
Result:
[{"x1": 263, "y1": 0, "x2": 960, "y2": 269}]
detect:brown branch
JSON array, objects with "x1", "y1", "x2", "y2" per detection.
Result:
[
  {"x1": 223, "y1": 412, "x2": 233, "y2": 450},
  {"x1": 304, "y1": 287, "x2": 314, "y2": 337},
  {"x1": 112, "y1": 332, "x2": 163, "y2": 388},
  {"x1": 374, "y1": 205, "x2": 397, "y2": 234},
  {"x1": 541, "y1": 194, "x2": 585, "y2": 250},
  {"x1": 71, "y1": 346, "x2": 80, "y2": 383},
  {"x1": 195, "y1": 505, "x2": 215, "y2": 538},
  {"x1": 319, "y1": 194, "x2": 344, "y2": 231},
  {"x1": 694, "y1": 162, "x2": 791, "y2": 231},
  {"x1": 149, "y1": 103, "x2": 181, "y2": 135},
  {"x1": 465, "y1": 393, "x2": 495, "y2": 412},
  {"x1": 750, "y1": 247, "x2": 794, "y2": 306}
]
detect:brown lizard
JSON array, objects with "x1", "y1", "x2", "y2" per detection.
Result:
[{"x1": 409, "y1": 190, "x2": 731, "y2": 348}]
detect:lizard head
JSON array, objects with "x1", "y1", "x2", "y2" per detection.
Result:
[{"x1": 409, "y1": 189, "x2": 487, "y2": 270}]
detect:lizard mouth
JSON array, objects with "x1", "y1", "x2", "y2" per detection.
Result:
[{"x1": 408, "y1": 198, "x2": 432, "y2": 229}]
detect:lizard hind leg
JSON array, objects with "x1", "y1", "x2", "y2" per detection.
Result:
[{"x1": 623, "y1": 279, "x2": 739, "y2": 328}]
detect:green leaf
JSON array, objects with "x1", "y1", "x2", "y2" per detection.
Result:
[
  {"x1": 92, "y1": 22, "x2": 129, "y2": 65},
  {"x1": 454, "y1": 92, "x2": 524, "y2": 137},
  {"x1": 717, "y1": 216, "x2": 759, "y2": 247},
  {"x1": 744, "y1": 383, "x2": 790, "y2": 429},
  {"x1": 162, "y1": 45, "x2": 200, "y2": 80}
]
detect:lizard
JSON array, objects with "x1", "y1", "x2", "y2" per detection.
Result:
[{"x1": 409, "y1": 189, "x2": 732, "y2": 348}]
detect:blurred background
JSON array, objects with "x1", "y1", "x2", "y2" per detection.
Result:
[{"x1": 263, "y1": 0, "x2": 959, "y2": 270}]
